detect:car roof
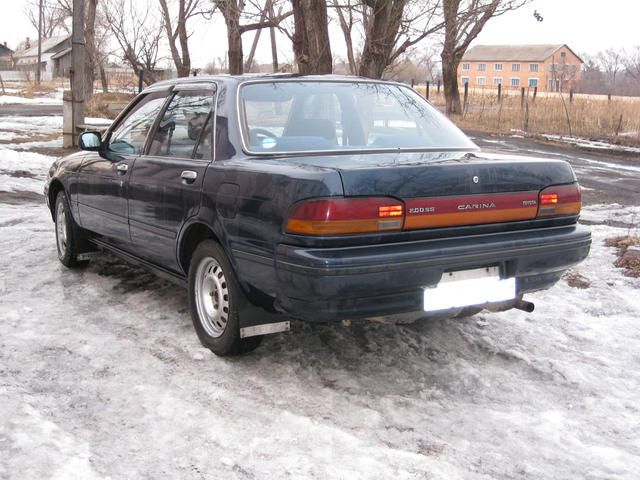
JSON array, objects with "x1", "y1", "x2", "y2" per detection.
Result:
[{"x1": 141, "y1": 74, "x2": 406, "y2": 94}]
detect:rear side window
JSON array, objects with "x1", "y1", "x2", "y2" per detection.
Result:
[
  {"x1": 108, "y1": 92, "x2": 167, "y2": 155},
  {"x1": 148, "y1": 90, "x2": 214, "y2": 159}
]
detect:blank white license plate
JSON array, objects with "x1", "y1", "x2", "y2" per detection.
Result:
[{"x1": 424, "y1": 266, "x2": 516, "y2": 312}]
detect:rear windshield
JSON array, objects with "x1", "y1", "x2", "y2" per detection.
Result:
[{"x1": 239, "y1": 81, "x2": 476, "y2": 154}]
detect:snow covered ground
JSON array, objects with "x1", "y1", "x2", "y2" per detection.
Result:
[{"x1": 1, "y1": 114, "x2": 640, "y2": 479}]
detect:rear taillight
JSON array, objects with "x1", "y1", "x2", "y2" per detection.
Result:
[
  {"x1": 285, "y1": 197, "x2": 404, "y2": 235},
  {"x1": 537, "y1": 183, "x2": 582, "y2": 217}
]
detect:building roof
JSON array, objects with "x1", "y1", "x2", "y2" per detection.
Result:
[
  {"x1": 51, "y1": 47, "x2": 72, "y2": 60},
  {"x1": 462, "y1": 44, "x2": 583, "y2": 63},
  {"x1": 0, "y1": 43, "x2": 13, "y2": 56},
  {"x1": 14, "y1": 34, "x2": 71, "y2": 58}
]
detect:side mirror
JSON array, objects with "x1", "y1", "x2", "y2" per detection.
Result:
[{"x1": 79, "y1": 131, "x2": 103, "y2": 151}]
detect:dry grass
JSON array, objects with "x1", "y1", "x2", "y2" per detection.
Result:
[
  {"x1": 414, "y1": 86, "x2": 640, "y2": 146},
  {"x1": 85, "y1": 92, "x2": 135, "y2": 119},
  {"x1": 605, "y1": 236, "x2": 640, "y2": 277},
  {"x1": 16, "y1": 80, "x2": 60, "y2": 98}
]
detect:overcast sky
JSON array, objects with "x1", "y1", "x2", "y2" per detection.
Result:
[{"x1": 1, "y1": 0, "x2": 637, "y2": 69}]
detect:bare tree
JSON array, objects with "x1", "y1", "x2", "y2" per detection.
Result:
[
  {"x1": 25, "y1": 0, "x2": 69, "y2": 39},
  {"x1": 159, "y1": 0, "x2": 212, "y2": 77},
  {"x1": 290, "y1": 0, "x2": 332, "y2": 74},
  {"x1": 104, "y1": 0, "x2": 164, "y2": 85},
  {"x1": 358, "y1": 0, "x2": 442, "y2": 79},
  {"x1": 624, "y1": 46, "x2": 640, "y2": 85},
  {"x1": 441, "y1": 0, "x2": 529, "y2": 115},
  {"x1": 213, "y1": 0, "x2": 291, "y2": 75},
  {"x1": 332, "y1": 0, "x2": 359, "y2": 75},
  {"x1": 597, "y1": 48, "x2": 625, "y2": 95}
]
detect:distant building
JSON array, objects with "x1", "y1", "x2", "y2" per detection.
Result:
[
  {"x1": 0, "y1": 41, "x2": 13, "y2": 69},
  {"x1": 458, "y1": 44, "x2": 583, "y2": 93},
  {"x1": 13, "y1": 34, "x2": 72, "y2": 78}
]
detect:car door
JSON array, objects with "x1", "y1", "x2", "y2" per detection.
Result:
[
  {"x1": 76, "y1": 91, "x2": 169, "y2": 246},
  {"x1": 127, "y1": 85, "x2": 216, "y2": 270}
]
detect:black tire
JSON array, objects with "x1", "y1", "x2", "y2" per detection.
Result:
[
  {"x1": 54, "y1": 191, "x2": 89, "y2": 268},
  {"x1": 188, "y1": 240, "x2": 263, "y2": 356}
]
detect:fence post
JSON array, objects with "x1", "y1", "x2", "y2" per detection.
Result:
[
  {"x1": 138, "y1": 70, "x2": 144, "y2": 93},
  {"x1": 437, "y1": 80, "x2": 441, "y2": 94},
  {"x1": 0, "y1": 74, "x2": 4, "y2": 95},
  {"x1": 463, "y1": 82, "x2": 469, "y2": 112},
  {"x1": 533, "y1": 86, "x2": 537, "y2": 102},
  {"x1": 520, "y1": 87, "x2": 525, "y2": 108},
  {"x1": 608, "y1": 93, "x2": 612, "y2": 102},
  {"x1": 426, "y1": 81, "x2": 430, "y2": 100},
  {"x1": 411, "y1": 78, "x2": 414, "y2": 88},
  {"x1": 497, "y1": 83, "x2": 501, "y2": 103},
  {"x1": 569, "y1": 89, "x2": 573, "y2": 103}
]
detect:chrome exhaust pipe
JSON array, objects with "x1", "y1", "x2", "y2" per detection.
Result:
[{"x1": 514, "y1": 298, "x2": 535, "y2": 313}]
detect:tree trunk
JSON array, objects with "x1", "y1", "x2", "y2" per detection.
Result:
[
  {"x1": 441, "y1": 52, "x2": 462, "y2": 115},
  {"x1": 83, "y1": 0, "x2": 98, "y2": 99},
  {"x1": 358, "y1": 0, "x2": 406, "y2": 79},
  {"x1": 221, "y1": 5, "x2": 243, "y2": 75},
  {"x1": 269, "y1": 3, "x2": 278, "y2": 72},
  {"x1": 291, "y1": 0, "x2": 332, "y2": 74},
  {"x1": 99, "y1": 63, "x2": 108, "y2": 93}
]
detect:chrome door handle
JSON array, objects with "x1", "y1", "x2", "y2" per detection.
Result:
[
  {"x1": 181, "y1": 170, "x2": 198, "y2": 183},
  {"x1": 116, "y1": 163, "x2": 128, "y2": 175}
]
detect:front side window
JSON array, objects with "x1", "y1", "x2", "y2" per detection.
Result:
[
  {"x1": 494, "y1": 63, "x2": 503, "y2": 71},
  {"x1": 512, "y1": 63, "x2": 521, "y2": 72},
  {"x1": 108, "y1": 92, "x2": 168, "y2": 155},
  {"x1": 478, "y1": 63, "x2": 486, "y2": 71},
  {"x1": 511, "y1": 78, "x2": 520, "y2": 87},
  {"x1": 239, "y1": 81, "x2": 476, "y2": 154},
  {"x1": 493, "y1": 77, "x2": 503, "y2": 86},
  {"x1": 147, "y1": 90, "x2": 214, "y2": 159},
  {"x1": 529, "y1": 63, "x2": 539, "y2": 72},
  {"x1": 528, "y1": 78, "x2": 538, "y2": 88},
  {"x1": 460, "y1": 76, "x2": 470, "y2": 85},
  {"x1": 462, "y1": 63, "x2": 470, "y2": 70},
  {"x1": 477, "y1": 77, "x2": 487, "y2": 86}
]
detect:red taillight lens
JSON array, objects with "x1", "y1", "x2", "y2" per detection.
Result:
[
  {"x1": 286, "y1": 197, "x2": 405, "y2": 235},
  {"x1": 537, "y1": 183, "x2": 582, "y2": 217}
]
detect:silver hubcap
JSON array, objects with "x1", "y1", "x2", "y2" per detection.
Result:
[
  {"x1": 194, "y1": 257, "x2": 230, "y2": 338},
  {"x1": 55, "y1": 200, "x2": 68, "y2": 258}
]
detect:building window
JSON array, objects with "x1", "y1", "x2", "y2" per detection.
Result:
[
  {"x1": 493, "y1": 77, "x2": 503, "y2": 86},
  {"x1": 529, "y1": 63, "x2": 539, "y2": 72},
  {"x1": 511, "y1": 78, "x2": 520, "y2": 87},
  {"x1": 512, "y1": 63, "x2": 520, "y2": 72},
  {"x1": 461, "y1": 76, "x2": 470, "y2": 85},
  {"x1": 477, "y1": 77, "x2": 487, "y2": 86},
  {"x1": 549, "y1": 63, "x2": 557, "y2": 72},
  {"x1": 571, "y1": 64, "x2": 578, "y2": 73},
  {"x1": 494, "y1": 63, "x2": 503, "y2": 71},
  {"x1": 462, "y1": 63, "x2": 470, "y2": 70},
  {"x1": 478, "y1": 63, "x2": 486, "y2": 71},
  {"x1": 528, "y1": 78, "x2": 538, "y2": 88},
  {"x1": 561, "y1": 51, "x2": 566, "y2": 58}
]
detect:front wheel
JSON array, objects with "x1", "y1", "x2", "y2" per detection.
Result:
[
  {"x1": 188, "y1": 240, "x2": 262, "y2": 356},
  {"x1": 54, "y1": 191, "x2": 88, "y2": 268}
]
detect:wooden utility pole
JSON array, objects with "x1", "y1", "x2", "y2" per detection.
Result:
[
  {"x1": 36, "y1": 0, "x2": 43, "y2": 85},
  {"x1": 64, "y1": 0, "x2": 85, "y2": 147}
]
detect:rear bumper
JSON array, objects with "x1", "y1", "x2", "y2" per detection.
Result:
[{"x1": 238, "y1": 224, "x2": 591, "y2": 322}]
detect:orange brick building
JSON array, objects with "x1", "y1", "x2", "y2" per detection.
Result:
[{"x1": 458, "y1": 44, "x2": 583, "y2": 93}]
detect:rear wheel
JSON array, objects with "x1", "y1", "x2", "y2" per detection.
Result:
[
  {"x1": 54, "y1": 191, "x2": 88, "y2": 268},
  {"x1": 188, "y1": 240, "x2": 262, "y2": 356}
]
